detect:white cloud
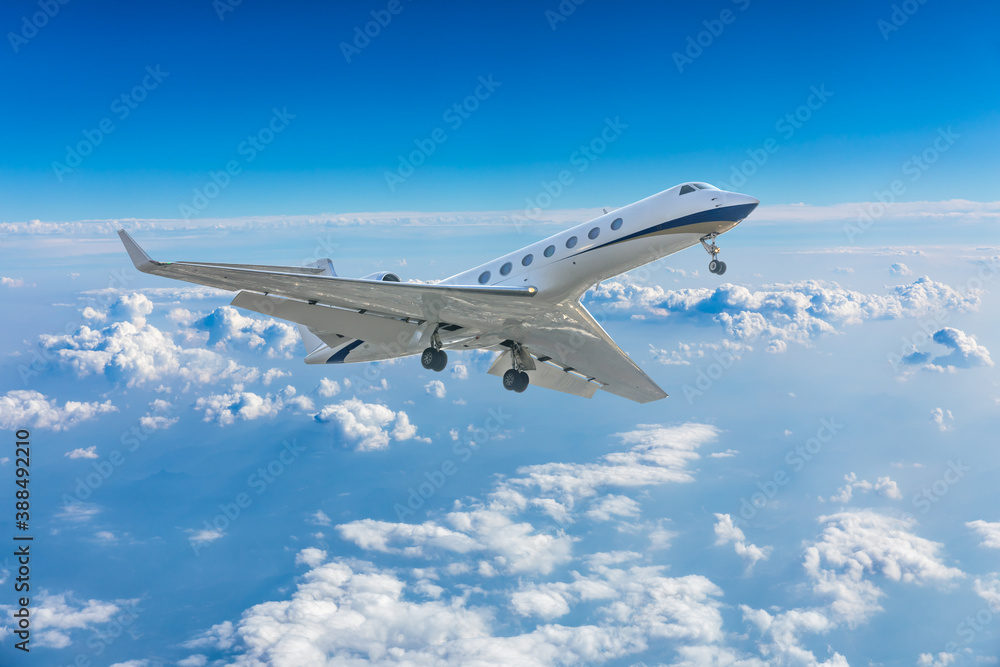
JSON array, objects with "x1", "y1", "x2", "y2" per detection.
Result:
[
  {"x1": 0, "y1": 591, "x2": 138, "y2": 649},
  {"x1": 185, "y1": 305, "x2": 299, "y2": 359},
  {"x1": 918, "y1": 653, "x2": 957, "y2": 667},
  {"x1": 38, "y1": 294, "x2": 264, "y2": 388},
  {"x1": 187, "y1": 528, "x2": 225, "y2": 547},
  {"x1": 904, "y1": 327, "x2": 994, "y2": 371},
  {"x1": 585, "y1": 494, "x2": 641, "y2": 522},
  {"x1": 967, "y1": 520, "x2": 1000, "y2": 549},
  {"x1": 0, "y1": 390, "x2": 117, "y2": 431},
  {"x1": 889, "y1": 262, "x2": 913, "y2": 276},
  {"x1": 317, "y1": 377, "x2": 341, "y2": 397},
  {"x1": 424, "y1": 379, "x2": 446, "y2": 398},
  {"x1": 176, "y1": 656, "x2": 208, "y2": 667},
  {"x1": 2, "y1": 276, "x2": 34, "y2": 287},
  {"x1": 586, "y1": 276, "x2": 980, "y2": 352},
  {"x1": 931, "y1": 408, "x2": 954, "y2": 431},
  {"x1": 139, "y1": 399, "x2": 177, "y2": 431},
  {"x1": 309, "y1": 510, "x2": 332, "y2": 526},
  {"x1": 742, "y1": 510, "x2": 963, "y2": 664},
  {"x1": 294, "y1": 547, "x2": 327, "y2": 568},
  {"x1": 451, "y1": 364, "x2": 469, "y2": 380},
  {"x1": 824, "y1": 472, "x2": 902, "y2": 503},
  {"x1": 713, "y1": 514, "x2": 771, "y2": 569},
  {"x1": 65, "y1": 446, "x2": 98, "y2": 459},
  {"x1": 314, "y1": 398, "x2": 423, "y2": 451},
  {"x1": 196, "y1": 385, "x2": 311, "y2": 426}
]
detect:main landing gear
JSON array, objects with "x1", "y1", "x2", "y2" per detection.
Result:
[
  {"x1": 502, "y1": 343, "x2": 530, "y2": 393},
  {"x1": 701, "y1": 233, "x2": 727, "y2": 275},
  {"x1": 421, "y1": 329, "x2": 448, "y2": 372}
]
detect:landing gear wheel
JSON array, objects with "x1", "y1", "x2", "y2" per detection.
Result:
[
  {"x1": 715, "y1": 261, "x2": 727, "y2": 275},
  {"x1": 709, "y1": 259, "x2": 721, "y2": 274},
  {"x1": 421, "y1": 347, "x2": 448, "y2": 372},
  {"x1": 514, "y1": 371, "x2": 529, "y2": 393},
  {"x1": 502, "y1": 369, "x2": 520, "y2": 391},
  {"x1": 431, "y1": 350, "x2": 448, "y2": 372}
]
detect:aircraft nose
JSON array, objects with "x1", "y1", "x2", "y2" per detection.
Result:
[{"x1": 726, "y1": 192, "x2": 759, "y2": 217}]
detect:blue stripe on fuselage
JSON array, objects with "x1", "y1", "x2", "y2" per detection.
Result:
[{"x1": 572, "y1": 202, "x2": 758, "y2": 257}]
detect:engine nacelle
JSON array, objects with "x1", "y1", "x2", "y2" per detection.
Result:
[{"x1": 361, "y1": 271, "x2": 401, "y2": 282}]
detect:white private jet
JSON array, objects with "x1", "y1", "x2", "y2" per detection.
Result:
[{"x1": 119, "y1": 182, "x2": 757, "y2": 403}]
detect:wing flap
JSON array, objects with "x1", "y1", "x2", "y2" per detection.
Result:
[
  {"x1": 488, "y1": 351, "x2": 598, "y2": 399},
  {"x1": 231, "y1": 291, "x2": 417, "y2": 349}
]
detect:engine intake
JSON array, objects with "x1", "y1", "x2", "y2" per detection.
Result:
[{"x1": 361, "y1": 271, "x2": 401, "y2": 282}]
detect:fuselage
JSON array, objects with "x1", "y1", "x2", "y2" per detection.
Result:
[
  {"x1": 321, "y1": 182, "x2": 758, "y2": 364},
  {"x1": 440, "y1": 182, "x2": 758, "y2": 302}
]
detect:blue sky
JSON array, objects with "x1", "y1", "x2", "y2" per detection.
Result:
[
  {"x1": 1, "y1": 0, "x2": 999, "y2": 220},
  {"x1": 1, "y1": 2, "x2": 1000, "y2": 666}
]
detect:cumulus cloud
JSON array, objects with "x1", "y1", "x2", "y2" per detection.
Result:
[
  {"x1": 904, "y1": 327, "x2": 994, "y2": 371},
  {"x1": 139, "y1": 399, "x2": 178, "y2": 431},
  {"x1": 0, "y1": 591, "x2": 139, "y2": 649},
  {"x1": 0, "y1": 390, "x2": 116, "y2": 431},
  {"x1": 451, "y1": 364, "x2": 469, "y2": 380},
  {"x1": 713, "y1": 514, "x2": 771, "y2": 569},
  {"x1": 189, "y1": 558, "x2": 731, "y2": 666},
  {"x1": 1, "y1": 276, "x2": 33, "y2": 288},
  {"x1": 585, "y1": 494, "x2": 641, "y2": 522},
  {"x1": 742, "y1": 510, "x2": 963, "y2": 664},
  {"x1": 889, "y1": 262, "x2": 913, "y2": 276},
  {"x1": 586, "y1": 276, "x2": 980, "y2": 352},
  {"x1": 824, "y1": 472, "x2": 902, "y2": 503},
  {"x1": 317, "y1": 377, "x2": 341, "y2": 397},
  {"x1": 65, "y1": 446, "x2": 98, "y2": 459},
  {"x1": 185, "y1": 305, "x2": 299, "y2": 358},
  {"x1": 196, "y1": 385, "x2": 312, "y2": 426},
  {"x1": 931, "y1": 408, "x2": 954, "y2": 431},
  {"x1": 424, "y1": 379, "x2": 446, "y2": 398},
  {"x1": 314, "y1": 398, "x2": 424, "y2": 451},
  {"x1": 966, "y1": 520, "x2": 1000, "y2": 549},
  {"x1": 38, "y1": 294, "x2": 264, "y2": 388},
  {"x1": 294, "y1": 547, "x2": 327, "y2": 568}
]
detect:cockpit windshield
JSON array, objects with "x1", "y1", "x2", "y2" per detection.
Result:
[{"x1": 679, "y1": 182, "x2": 720, "y2": 195}]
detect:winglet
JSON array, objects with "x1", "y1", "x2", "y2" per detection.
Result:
[{"x1": 117, "y1": 229, "x2": 157, "y2": 273}]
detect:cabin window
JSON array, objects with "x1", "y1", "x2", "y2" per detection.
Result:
[
  {"x1": 566, "y1": 236, "x2": 578, "y2": 249},
  {"x1": 499, "y1": 262, "x2": 512, "y2": 276},
  {"x1": 478, "y1": 271, "x2": 491, "y2": 284},
  {"x1": 611, "y1": 217, "x2": 623, "y2": 230},
  {"x1": 679, "y1": 184, "x2": 696, "y2": 195},
  {"x1": 544, "y1": 245, "x2": 555, "y2": 257},
  {"x1": 588, "y1": 227, "x2": 600, "y2": 240},
  {"x1": 522, "y1": 254, "x2": 533, "y2": 267}
]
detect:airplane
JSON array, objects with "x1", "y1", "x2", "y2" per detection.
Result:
[{"x1": 118, "y1": 182, "x2": 758, "y2": 403}]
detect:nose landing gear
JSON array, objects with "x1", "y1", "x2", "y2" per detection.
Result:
[{"x1": 701, "y1": 233, "x2": 727, "y2": 275}]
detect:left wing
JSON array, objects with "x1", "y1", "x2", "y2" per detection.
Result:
[{"x1": 118, "y1": 230, "x2": 537, "y2": 325}]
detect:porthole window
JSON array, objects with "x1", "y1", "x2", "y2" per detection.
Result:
[
  {"x1": 478, "y1": 271, "x2": 491, "y2": 284},
  {"x1": 544, "y1": 245, "x2": 555, "y2": 258},
  {"x1": 522, "y1": 254, "x2": 533, "y2": 267},
  {"x1": 588, "y1": 227, "x2": 600, "y2": 240},
  {"x1": 566, "y1": 236, "x2": 578, "y2": 249},
  {"x1": 611, "y1": 218, "x2": 623, "y2": 231},
  {"x1": 500, "y1": 262, "x2": 512, "y2": 276}
]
